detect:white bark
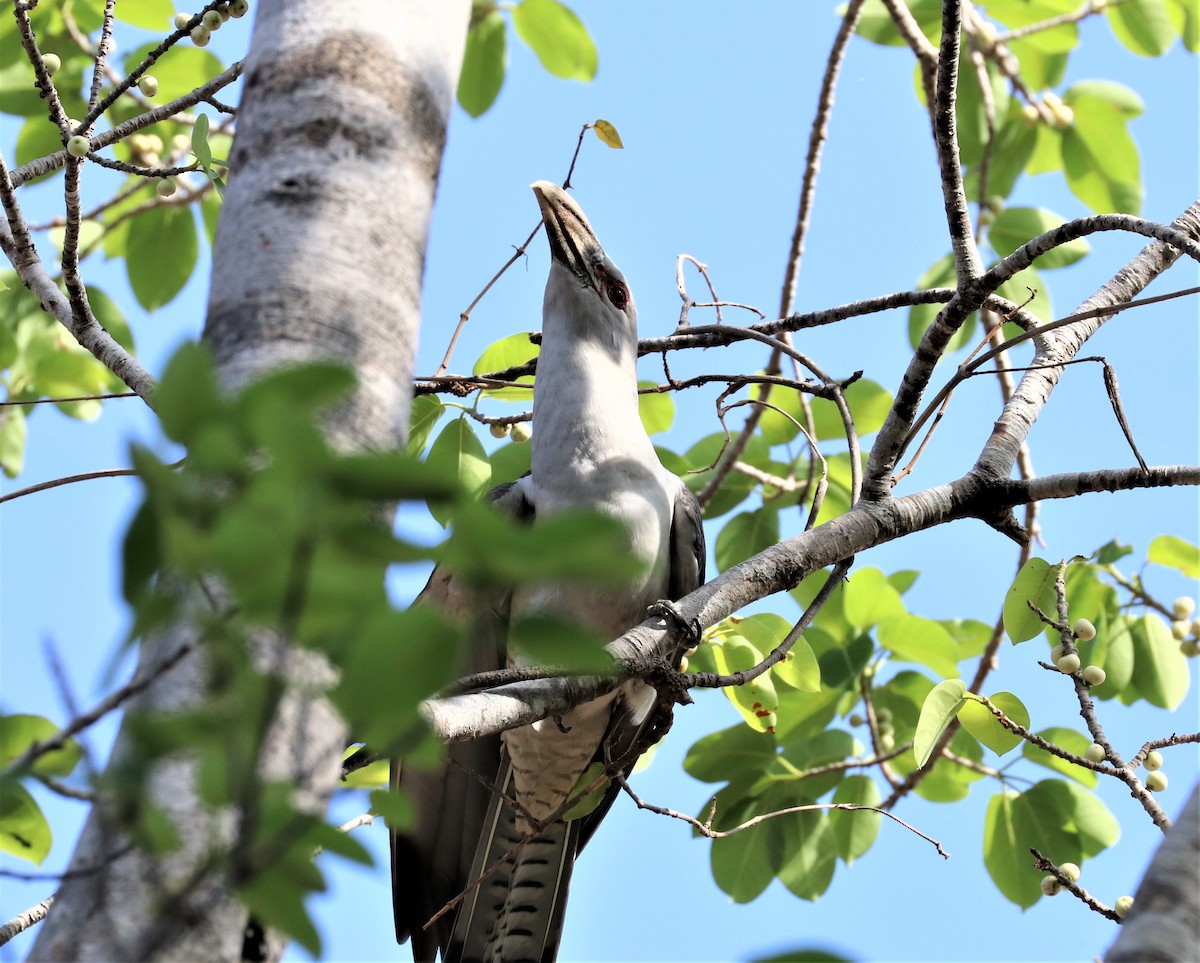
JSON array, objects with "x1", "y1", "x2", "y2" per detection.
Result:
[{"x1": 28, "y1": 3, "x2": 469, "y2": 961}]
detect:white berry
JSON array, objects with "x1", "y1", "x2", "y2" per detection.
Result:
[
  {"x1": 1059, "y1": 862, "x2": 1081, "y2": 882},
  {"x1": 156, "y1": 178, "x2": 177, "y2": 197},
  {"x1": 138, "y1": 75, "x2": 158, "y2": 97},
  {"x1": 1173, "y1": 597, "x2": 1196, "y2": 620},
  {"x1": 202, "y1": 9, "x2": 222, "y2": 29},
  {"x1": 1172, "y1": 620, "x2": 1190, "y2": 641},
  {"x1": 1145, "y1": 770, "x2": 1168, "y2": 792},
  {"x1": 174, "y1": 12, "x2": 192, "y2": 29},
  {"x1": 1082, "y1": 665, "x2": 1106, "y2": 686},
  {"x1": 229, "y1": 0, "x2": 249, "y2": 16},
  {"x1": 66, "y1": 135, "x2": 90, "y2": 158},
  {"x1": 509, "y1": 423, "x2": 531, "y2": 443},
  {"x1": 191, "y1": 24, "x2": 210, "y2": 45},
  {"x1": 42, "y1": 53, "x2": 61, "y2": 75},
  {"x1": 1050, "y1": 643, "x2": 1066, "y2": 663},
  {"x1": 1114, "y1": 895, "x2": 1133, "y2": 917},
  {"x1": 1056, "y1": 653, "x2": 1081, "y2": 674},
  {"x1": 1144, "y1": 750, "x2": 1163, "y2": 771},
  {"x1": 1040, "y1": 875, "x2": 1061, "y2": 896},
  {"x1": 1084, "y1": 742, "x2": 1105, "y2": 763},
  {"x1": 1073, "y1": 618, "x2": 1096, "y2": 641},
  {"x1": 488, "y1": 423, "x2": 510, "y2": 439}
]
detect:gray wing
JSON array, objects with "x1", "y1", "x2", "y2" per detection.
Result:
[
  {"x1": 391, "y1": 479, "x2": 534, "y2": 961},
  {"x1": 574, "y1": 475, "x2": 707, "y2": 850}
]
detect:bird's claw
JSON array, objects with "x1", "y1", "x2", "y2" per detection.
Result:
[{"x1": 649, "y1": 599, "x2": 702, "y2": 649}]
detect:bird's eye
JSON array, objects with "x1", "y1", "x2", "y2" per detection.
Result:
[{"x1": 607, "y1": 280, "x2": 629, "y2": 310}]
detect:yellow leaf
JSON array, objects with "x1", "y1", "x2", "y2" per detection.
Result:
[{"x1": 592, "y1": 119, "x2": 624, "y2": 149}]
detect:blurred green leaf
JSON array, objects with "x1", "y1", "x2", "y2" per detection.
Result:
[
  {"x1": 474, "y1": 332, "x2": 537, "y2": 402},
  {"x1": 1022, "y1": 727, "x2": 1098, "y2": 787},
  {"x1": 458, "y1": 8, "x2": 507, "y2": 117},
  {"x1": 989, "y1": 206, "x2": 1090, "y2": 268},
  {"x1": 1128, "y1": 614, "x2": 1190, "y2": 708},
  {"x1": 0, "y1": 778, "x2": 52, "y2": 865},
  {"x1": 638, "y1": 381, "x2": 675, "y2": 434},
  {"x1": 425, "y1": 418, "x2": 491, "y2": 525},
  {"x1": 1147, "y1": 534, "x2": 1199, "y2": 577},
  {"x1": 1107, "y1": 0, "x2": 1177, "y2": 56},
  {"x1": 830, "y1": 774, "x2": 880, "y2": 865},
  {"x1": 714, "y1": 508, "x2": 779, "y2": 572},
  {"x1": 512, "y1": 0, "x2": 598, "y2": 80},
  {"x1": 127, "y1": 205, "x2": 198, "y2": 310}
]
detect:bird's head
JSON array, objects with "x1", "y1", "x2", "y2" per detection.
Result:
[{"x1": 531, "y1": 181, "x2": 637, "y2": 355}]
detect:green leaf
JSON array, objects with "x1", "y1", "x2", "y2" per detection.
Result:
[
  {"x1": 127, "y1": 205, "x2": 199, "y2": 310},
  {"x1": 341, "y1": 757, "x2": 389, "y2": 789},
  {"x1": 511, "y1": 0, "x2": 598, "y2": 81},
  {"x1": 0, "y1": 407, "x2": 27, "y2": 477},
  {"x1": 0, "y1": 779, "x2": 52, "y2": 865},
  {"x1": 683, "y1": 431, "x2": 768, "y2": 519},
  {"x1": 1022, "y1": 727, "x2": 1098, "y2": 787},
  {"x1": 458, "y1": 8, "x2": 506, "y2": 117},
  {"x1": 425, "y1": 418, "x2": 491, "y2": 526},
  {"x1": 474, "y1": 332, "x2": 537, "y2": 402},
  {"x1": 1003, "y1": 556, "x2": 1056, "y2": 643},
  {"x1": 638, "y1": 381, "x2": 674, "y2": 434},
  {"x1": 983, "y1": 790, "x2": 1036, "y2": 907},
  {"x1": 683, "y1": 723, "x2": 777, "y2": 783},
  {"x1": 913, "y1": 679, "x2": 966, "y2": 767},
  {"x1": 714, "y1": 508, "x2": 779, "y2": 572},
  {"x1": 1147, "y1": 534, "x2": 1200, "y2": 577},
  {"x1": 877, "y1": 615, "x2": 960, "y2": 679},
  {"x1": 989, "y1": 207, "x2": 1090, "y2": 269},
  {"x1": 1167, "y1": 0, "x2": 1200, "y2": 50},
  {"x1": 967, "y1": 101, "x2": 1038, "y2": 200},
  {"x1": 1061, "y1": 84, "x2": 1143, "y2": 214},
  {"x1": 713, "y1": 634, "x2": 779, "y2": 733},
  {"x1": 842, "y1": 567, "x2": 906, "y2": 630},
  {"x1": 776, "y1": 810, "x2": 838, "y2": 900},
  {"x1": 830, "y1": 775, "x2": 880, "y2": 865},
  {"x1": 1128, "y1": 614, "x2": 1190, "y2": 709},
  {"x1": 958, "y1": 692, "x2": 1027, "y2": 757},
  {"x1": 907, "y1": 255, "x2": 976, "y2": 352},
  {"x1": 734, "y1": 614, "x2": 820, "y2": 693},
  {"x1": 562, "y1": 761, "x2": 609, "y2": 820},
  {"x1": 115, "y1": 0, "x2": 175, "y2": 29},
  {"x1": 809, "y1": 378, "x2": 891, "y2": 440},
  {"x1": 1107, "y1": 0, "x2": 1177, "y2": 55},
  {"x1": 711, "y1": 819, "x2": 776, "y2": 903},
  {"x1": 488, "y1": 433, "x2": 532, "y2": 486},
  {"x1": 0, "y1": 714, "x2": 82, "y2": 777},
  {"x1": 154, "y1": 341, "x2": 224, "y2": 445},
  {"x1": 407, "y1": 395, "x2": 445, "y2": 457}
]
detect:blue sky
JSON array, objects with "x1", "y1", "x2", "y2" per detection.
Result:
[{"x1": 2, "y1": 3, "x2": 1198, "y2": 962}]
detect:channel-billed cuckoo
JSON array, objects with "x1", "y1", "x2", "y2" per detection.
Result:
[{"x1": 391, "y1": 182, "x2": 705, "y2": 962}]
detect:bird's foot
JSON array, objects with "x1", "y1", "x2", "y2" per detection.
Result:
[{"x1": 648, "y1": 599, "x2": 702, "y2": 650}]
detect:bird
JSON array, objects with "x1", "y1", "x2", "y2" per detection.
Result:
[{"x1": 390, "y1": 181, "x2": 706, "y2": 963}]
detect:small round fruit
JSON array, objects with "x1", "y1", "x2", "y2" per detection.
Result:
[
  {"x1": 1171, "y1": 620, "x2": 1189, "y2": 641},
  {"x1": 1085, "y1": 742, "x2": 1105, "y2": 763},
  {"x1": 1040, "y1": 875, "x2": 1061, "y2": 896},
  {"x1": 156, "y1": 178, "x2": 177, "y2": 197},
  {"x1": 488, "y1": 423, "x2": 510, "y2": 439},
  {"x1": 190, "y1": 24, "x2": 210, "y2": 45},
  {"x1": 1144, "y1": 750, "x2": 1163, "y2": 772},
  {"x1": 1073, "y1": 618, "x2": 1096, "y2": 641},
  {"x1": 42, "y1": 53, "x2": 61, "y2": 75},
  {"x1": 138, "y1": 75, "x2": 158, "y2": 97},
  {"x1": 1181, "y1": 640, "x2": 1200, "y2": 657},
  {"x1": 509, "y1": 423, "x2": 531, "y2": 443},
  {"x1": 229, "y1": 0, "x2": 249, "y2": 16},
  {"x1": 1056, "y1": 653, "x2": 1081, "y2": 674},
  {"x1": 1145, "y1": 770, "x2": 1168, "y2": 792},
  {"x1": 678, "y1": 655, "x2": 689, "y2": 672},
  {"x1": 848, "y1": 713, "x2": 865, "y2": 727},
  {"x1": 1021, "y1": 103, "x2": 1039, "y2": 124},
  {"x1": 202, "y1": 9, "x2": 222, "y2": 30},
  {"x1": 1059, "y1": 862, "x2": 1081, "y2": 882},
  {"x1": 216, "y1": 2, "x2": 231, "y2": 20},
  {"x1": 174, "y1": 12, "x2": 192, "y2": 29},
  {"x1": 1114, "y1": 895, "x2": 1133, "y2": 917},
  {"x1": 879, "y1": 733, "x2": 895, "y2": 753},
  {"x1": 1050, "y1": 643, "x2": 1066, "y2": 663},
  {"x1": 1173, "y1": 597, "x2": 1196, "y2": 620},
  {"x1": 1082, "y1": 664, "x2": 1106, "y2": 686},
  {"x1": 875, "y1": 707, "x2": 893, "y2": 725},
  {"x1": 66, "y1": 134, "x2": 90, "y2": 158}
]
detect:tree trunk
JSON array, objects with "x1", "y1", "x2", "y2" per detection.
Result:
[{"x1": 28, "y1": 2, "x2": 469, "y2": 960}]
